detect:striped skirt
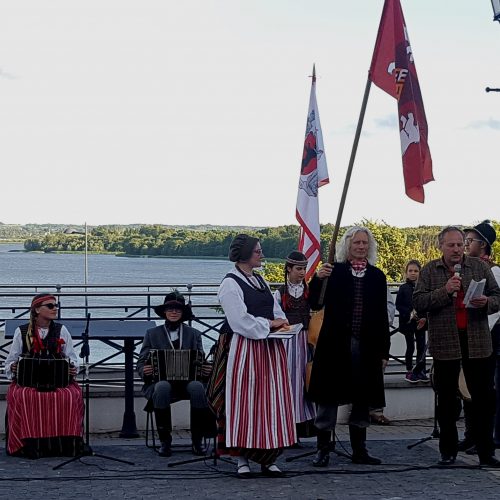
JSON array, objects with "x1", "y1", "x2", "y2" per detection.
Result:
[
  {"x1": 225, "y1": 333, "x2": 296, "y2": 449},
  {"x1": 6, "y1": 381, "x2": 84, "y2": 456},
  {"x1": 284, "y1": 328, "x2": 316, "y2": 423}
]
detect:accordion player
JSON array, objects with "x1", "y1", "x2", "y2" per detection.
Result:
[
  {"x1": 4, "y1": 294, "x2": 84, "y2": 459},
  {"x1": 136, "y1": 291, "x2": 215, "y2": 458}
]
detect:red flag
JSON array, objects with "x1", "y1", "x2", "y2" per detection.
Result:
[
  {"x1": 296, "y1": 65, "x2": 329, "y2": 281},
  {"x1": 369, "y1": 0, "x2": 434, "y2": 203}
]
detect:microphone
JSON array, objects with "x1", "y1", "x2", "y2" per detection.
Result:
[{"x1": 452, "y1": 264, "x2": 461, "y2": 298}]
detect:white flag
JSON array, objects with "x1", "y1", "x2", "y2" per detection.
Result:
[{"x1": 296, "y1": 65, "x2": 329, "y2": 281}]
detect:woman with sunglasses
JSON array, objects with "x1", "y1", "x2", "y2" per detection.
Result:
[{"x1": 4, "y1": 293, "x2": 83, "y2": 458}]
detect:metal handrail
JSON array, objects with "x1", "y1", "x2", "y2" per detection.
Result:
[{"x1": 0, "y1": 282, "x2": 406, "y2": 376}]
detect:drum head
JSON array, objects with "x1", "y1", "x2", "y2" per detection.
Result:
[{"x1": 429, "y1": 363, "x2": 471, "y2": 402}]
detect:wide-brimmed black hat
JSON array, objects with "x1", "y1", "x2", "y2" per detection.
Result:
[
  {"x1": 153, "y1": 291, "x2": 195, "y2": 321},
  {"x1": 464, "y1": 220, "x2": 497, "y2": 248}
]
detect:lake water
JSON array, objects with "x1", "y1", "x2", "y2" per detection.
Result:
[
  {"x1": 0, "y1": 243, "x2": 233, "y2": 285},
  {"x1": 0, "y1": 243, "x2": 407, "y2": 360},
  {"x1": 0, "y1": 243, "x2": 235, "y2": 362}
]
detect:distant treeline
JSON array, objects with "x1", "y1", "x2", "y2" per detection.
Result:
[
  {"x1": 0, "y1": 222, "x2": 261, "y2": 240},
  {"x1": 20, "y1": 221, "x2": 500, "y2": 281}
]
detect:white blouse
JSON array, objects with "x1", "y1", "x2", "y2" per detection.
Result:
[
  {"x1": 274, "y1": 281, "x2": 305, "y2": 304},
  {"x1": 218, "y1": 266, "x2": 286, "y2": 340},
  {"x1": 5, "y1": 325, "x2": 79, "y2": 380}
]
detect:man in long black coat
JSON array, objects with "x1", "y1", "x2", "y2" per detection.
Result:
[{"x1": 308, "y1": 226, "x2": 390, "y2": 466}]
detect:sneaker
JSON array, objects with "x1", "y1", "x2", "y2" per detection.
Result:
[
  {"x1": 416, "y1": 372, "x2": 430, "y2": 383},
  {"x1": 405, "y1": 371, "x2": 419, "y2": 384}
]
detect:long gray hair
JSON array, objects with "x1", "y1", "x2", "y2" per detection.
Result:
[{"x1": 335, "y1": 226, "x2": 378, "y2": 265}]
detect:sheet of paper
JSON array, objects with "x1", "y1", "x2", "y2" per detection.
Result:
[{"x1": 464, "y1": 278, "x2": 486, "y2": 308}]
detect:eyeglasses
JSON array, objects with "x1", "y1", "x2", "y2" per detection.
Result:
[
  {"x1": 253, "y1": 249, "x2": 264, "y2": 255},
  {"x1": 41, "y1": 303, "x2": 59, "y2": 309},
  {"x1": 465, "y1": 238, "x2": 482, "y2": 244},
  {"x1": 166, "y1": 308, "x2": 183, "y2": 313}
]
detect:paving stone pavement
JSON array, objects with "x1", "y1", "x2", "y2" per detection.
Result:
[{"x1": 1, "y1": 420, "x2": 500, "y2": 499}]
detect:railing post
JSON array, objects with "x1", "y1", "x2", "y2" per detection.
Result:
[
  {"x1": 187, "y1": 283, "x2": 193, "y2": 326},
  {"x1": 56, "y1": 284, "x2": 62, "y2": 319}
]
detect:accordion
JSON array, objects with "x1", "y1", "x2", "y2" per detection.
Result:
[
  {"x1": 17, "y1": 356, "x2": 70, "y2": 391},
  {"x1": 148, "y1": 349, "x2": 203, "y2": 383}
]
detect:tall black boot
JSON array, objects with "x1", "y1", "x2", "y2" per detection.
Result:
[
  {"x1": 312, "y1": 430, "x2": 331, "y2": 467},
  {"x1": 349, "y1": 425, "x2": 381, "y2": 465},
  {"x1": 190, "y1": 407, "x2": 209, "y2": 456},
  {"x1": 154, "y1": 407, "x2": 173, "y2": 457}
]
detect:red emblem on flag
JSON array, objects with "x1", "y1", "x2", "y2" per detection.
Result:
[{"x1": 296, "y1": 66, "x2": 329, "y2": 281}]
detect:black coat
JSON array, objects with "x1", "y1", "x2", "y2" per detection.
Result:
[
  {"x1": 308, "y1": 263, "x2": 390, "y2": 408},
  {"x1": 395, "y1": 280, "x2": 417, "y2": 334}
]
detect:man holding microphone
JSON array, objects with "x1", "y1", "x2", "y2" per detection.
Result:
[{"x1": 413, "y1": 226, "x2": 500, "y2": 466}]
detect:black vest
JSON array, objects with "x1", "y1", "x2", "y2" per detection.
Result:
[
  {"x1": 221, "y1": 272, "x2": 275, "y2": 335},
  {"x1": 20, "y1": 322, "x2": 63, "y2": 357},
  {"x1": 277, "y1": 284, "x2": 310, "y2": 329}
]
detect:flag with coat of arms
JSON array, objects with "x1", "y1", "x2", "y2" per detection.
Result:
[{"x1": 295, "y1": 65, "x2": 329, "y2": 281}]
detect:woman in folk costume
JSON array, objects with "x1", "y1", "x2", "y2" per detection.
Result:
[
  {"x1": 207, "y1": 234, "x2": 297, "y2": 478},
  {"x1": 4, "y1": 293, "x2": 84, "y2": 458},
  {"x1": 273, "y1": 251, "x2": 316, "y2": 436}
]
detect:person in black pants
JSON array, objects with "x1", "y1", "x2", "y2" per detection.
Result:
[
  {"x1": 458, "y1": 221, "x2": 500, "y2": 453},
  {"x1": 396, "y1": 260, "x2": 428, "y2": 383},
  {"x1": 413, "y1": 226, "x2": 500, "y2": 467},
  {"x1": 309, "y1": 226, "x2": 390, "y2": 467}
]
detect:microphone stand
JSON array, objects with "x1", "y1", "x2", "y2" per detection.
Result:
[
  {"x1": 54, "y1": 313, "x2": 134, "y2": 469},
  {"x1": 407, "y1": 341, "x2": 440, "y2": 449},
  {"x1": 407, "y1": 390, "x2": 440, "y2": 449}
]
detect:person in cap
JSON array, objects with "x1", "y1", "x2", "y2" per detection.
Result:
[
  {"x1": 459, "y1": 221, "x2": 500, "y2": 452},
  {"x1": 207, "y1": 234, "x2": 296, "y2": 478},
  {"x1": 273, "y1": 251, "x2": 316, "y2": 438},
  {"x1": 413, "y1": 225, "x2": 500, "y2": 466},
  {"x1": 137, "y1": 291, "x2": 212, "y2": 457},
  {"x1": 4, "y1": 293, "x2": 83, "y2": 458}
]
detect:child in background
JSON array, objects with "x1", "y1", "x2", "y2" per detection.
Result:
[{"x1": 396, "y1": 260, "x2": 428, "y2": 383}]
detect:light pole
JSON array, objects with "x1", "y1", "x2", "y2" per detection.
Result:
[
  {"x1": 64, "y1": 223, "x2": 88, "y2": 285},
  {"x1": 492, "y1": 0, "x2": 500, "y2": 22},
  {"x1": 487, "y1": 2, "x2": 500, "y2": 92},
  {"x1": 64, "y1": 223, "x2": 89, "y2": 311}
]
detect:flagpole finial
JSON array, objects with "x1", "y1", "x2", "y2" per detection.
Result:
[{"x1": 311, "y1": 64, "x2": 316, "y2": 83}]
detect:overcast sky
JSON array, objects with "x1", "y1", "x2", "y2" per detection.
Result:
[{"x1": 0, "y1": 0, "x2": 498, "y2": 228}]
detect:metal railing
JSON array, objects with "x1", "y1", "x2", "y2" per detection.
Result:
[
  {"x1": 0, "y1": 282, "x2": 406, "y2": 370},
  {"x1": 0, "y1": 283, "x2": 228, "y2": 369}
]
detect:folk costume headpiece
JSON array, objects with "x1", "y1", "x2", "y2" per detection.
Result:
[
  {"x1": 27, "y1": 293, "x2": 58, "y2": 352},
  {"x1": 228, "y1": 234, "x2": 260, "y2": 263},
  {"x1": 285, "y1": 251, "x2": 308, "y2": 267},
  {"x1": 31, "y1": 293, "x2": 57, "y2": 310}
]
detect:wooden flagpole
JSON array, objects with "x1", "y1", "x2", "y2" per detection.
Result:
[
  {"x1": 306, "y1": 75, "x2": 373, "y2": 390},
  {"x1": 318, "y1": 75, "x2": 373, "y2": 302}
]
